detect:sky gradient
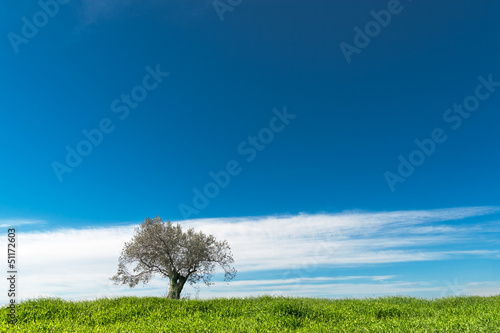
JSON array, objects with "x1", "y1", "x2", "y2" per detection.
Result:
[{"x1": 1, "y1": 0, "x2": 500, "y2": 303}]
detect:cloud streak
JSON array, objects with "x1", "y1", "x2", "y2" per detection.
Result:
[
  {"x1": 1, "y1": 206, "x2": 499, "y2": 304},
  {"x1": 0, "y1": 219, "x2": 45, "y2": 228}
]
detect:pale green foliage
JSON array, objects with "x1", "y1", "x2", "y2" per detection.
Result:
[{"x1": 110, "y1": 216, "x2": 236, "y2": 299}]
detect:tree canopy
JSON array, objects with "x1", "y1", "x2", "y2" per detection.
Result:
[{"x1": 110, "y1": 216, "x2": 236, "y2": 299}]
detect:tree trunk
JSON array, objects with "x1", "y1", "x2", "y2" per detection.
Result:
[{"x1": 167, "y1": 275, "x2": 186, "y2": 299}]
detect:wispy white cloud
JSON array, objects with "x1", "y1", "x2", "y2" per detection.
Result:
[
  {"x1": 1, "y1": 207, "x2": 499, "y2": 304},
  {"x1": 180, "y1": 207, "x2": 500, "y2": 272},
  {"x1": 215, "y1": 275, "x2": 399, "y2": 288},
  {"x1": 0, "y1": 218, "x2": 45, "y2": 228},
  {"x1": 462, "y1": 281, "x2": 500, "y2": 297}
]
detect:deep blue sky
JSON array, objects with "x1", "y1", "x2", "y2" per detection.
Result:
[
  {"x1": 2, "y1": 0, "x2": 499, "y2": 227},
  {"x1": 1, "y1": 0, "x2": 500, "y2": 302}
]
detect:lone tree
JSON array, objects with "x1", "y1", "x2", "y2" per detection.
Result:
[{"x1": 110, "y1": 216, "x2": 236, "y2": 299}]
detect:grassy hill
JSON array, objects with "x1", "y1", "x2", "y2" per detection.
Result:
[{"x1": 2, "y1": 295, "x2": 500, "y2": 332}]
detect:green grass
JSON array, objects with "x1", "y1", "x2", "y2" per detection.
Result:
[{"x1": 1, "y1": 295, "x2": 500, "y2": 332}]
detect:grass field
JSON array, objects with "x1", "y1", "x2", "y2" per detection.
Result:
[{"x1": 1, "y1": 295, "x2": 500, "y2": 332}]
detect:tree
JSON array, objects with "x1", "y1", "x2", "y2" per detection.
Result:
[{"x1": 110, "y1": 216, "x2": 236, "y2": 299}]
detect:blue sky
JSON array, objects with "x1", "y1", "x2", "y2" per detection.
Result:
[{"x1": 1, "y1": 0, "x2": 500, "y2": 303}]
